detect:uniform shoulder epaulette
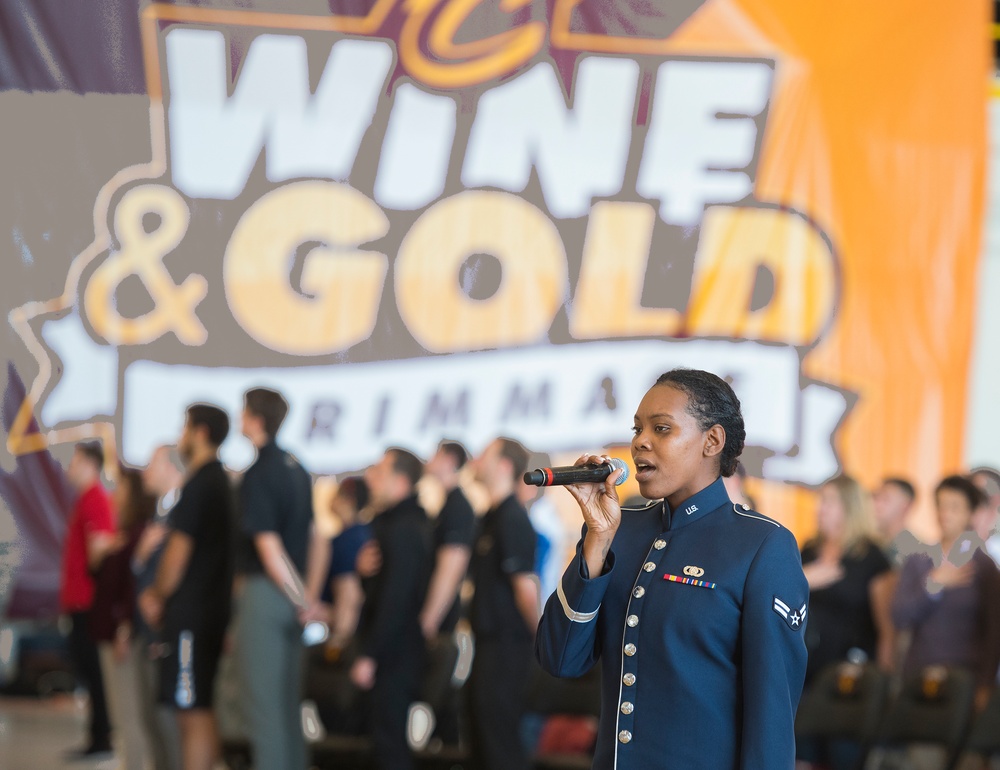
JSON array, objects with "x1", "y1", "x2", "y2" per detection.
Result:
[
  {"x1": 621, "y1": 499, "x2": 662, "y2": 512},
  {"x1": 730, "y1": 503, "x2": 781, "y2": 528}
]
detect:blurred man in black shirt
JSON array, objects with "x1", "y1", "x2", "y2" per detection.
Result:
[
  {"x1": 139, "y1": 404, "x2": 234, "y2": 770},
  {"x1": 235, "y1": 387, "x2": 320, "y2": 770},
  {"x1": 420, "y1": 440, "x2": 475, "y2": 638},
  {"x1": 351, "y1": 448, "x2": 432, "y2": 770},
  {"x1": 420, "y1": 440, "x2": 476, "y2": 745},
  {"x1": 469, "y1": 438, "x2": 539, "y2": 770}
]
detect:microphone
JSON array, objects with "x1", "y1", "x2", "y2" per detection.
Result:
[{"x1": 523, "y1": 458, "x2": 630, "y2": 487}]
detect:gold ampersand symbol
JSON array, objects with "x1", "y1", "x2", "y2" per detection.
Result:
[{"x1": 84, "y1": 184, "x2": 207, "y2": 346}]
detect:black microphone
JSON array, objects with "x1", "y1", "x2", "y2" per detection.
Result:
[{"x1": 523, "y1": 458, "x2": 630, "y2": 487}]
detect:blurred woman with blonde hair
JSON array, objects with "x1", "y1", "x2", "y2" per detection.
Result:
[
  {"x1": 796, "y1": 475, "x2": 892, "y2": 770},
  {"x1": 801, "y1": 474, "x2": 891, "y2": 682}
]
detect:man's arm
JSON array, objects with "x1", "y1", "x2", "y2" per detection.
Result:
[
  {"x1": 254, "y1": 531, "x2": 309, "y2": 612},
  {"x1": 303, "y1": 523, "x2": 331, "y2": 607},
  {"x1": 420, "y1": 544, "x2": 471, "y2": 638},
  {"x1": 83, "y1": 491, "x2": 120, "y2": 571},
  {"x1": 138, "y1": 530, "x2": 194, "y2": 629},
  {"x1": 151, "y1": 530, "x2": 194, "y2": 600},
  {"x1": 512, "y1": 572, "x2": 540, "y2": 636},
  {"x1": 330, "y1": 573, "x2": 365, "y2": 649}
]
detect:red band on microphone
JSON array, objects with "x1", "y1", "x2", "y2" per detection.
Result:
[{"x1": 543, "y1": 467, "x2": 554, "y2": 486}]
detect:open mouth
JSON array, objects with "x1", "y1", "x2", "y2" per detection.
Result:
[{"x1": 634, "y1": 461, "x2": 657, "y2": 482}]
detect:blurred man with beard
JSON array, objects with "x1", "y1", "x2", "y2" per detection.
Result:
[{"x1": 139, "y1": 404, "x2": 234, "y2": 770}]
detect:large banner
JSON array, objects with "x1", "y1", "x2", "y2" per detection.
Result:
[{"x1": 1, "y1": 1, "x2": 990, "y2": 546}]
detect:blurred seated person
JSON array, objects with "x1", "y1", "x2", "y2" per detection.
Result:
[
  {"x1": 870, "y1": 477, "x2": 921, "y2": 672},
  {"x1": 797, "y1": 475, "x2": 891, "y2": 770},
  {"x1": 802, "y1": 475, "x2": 892, "y2": 682},
  {"x1": 873, "y1": 477, "x2": 921, "y2": 568},
  {"x1": 892, "y1": 475, "x2": 1000, "y2": 711},
  {"x1": 971, "y1": 467, "x2": 1000, "y2": 566}
]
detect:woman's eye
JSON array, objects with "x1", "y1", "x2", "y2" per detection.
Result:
[
  {"x1": 654, "y1": 425, "x2": 669, "y2": 433},
  {"x1": 630, "y1": 426, "x2": 641, "y2": 436}
]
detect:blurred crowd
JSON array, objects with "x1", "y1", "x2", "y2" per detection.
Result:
[
  {"x1": 55, "y1": 388, "x2": 566, "y2": 770},
  {"x1": 47, "y1": 385, "x2": 1000, "y2": 770}
]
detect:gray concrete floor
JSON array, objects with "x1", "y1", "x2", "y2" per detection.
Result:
[{"x1": 0, "y1": 695, "x2": 117, "y2": 770}]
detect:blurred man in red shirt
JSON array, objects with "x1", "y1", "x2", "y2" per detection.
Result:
[{"x1": 61, "y1": 441, "x2": 119, "y2": 758}]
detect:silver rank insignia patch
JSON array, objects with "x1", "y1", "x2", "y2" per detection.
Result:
[{"x1": 772, "y1": 596, "x2": 807, "y2": 630}]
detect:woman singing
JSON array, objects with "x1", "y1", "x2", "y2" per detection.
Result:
[{"x1": 536, "y1": 368, "x2": 808, "y2": 770}]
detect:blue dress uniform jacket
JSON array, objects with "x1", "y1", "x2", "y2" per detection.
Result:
[{"x1": 536, "y1": 477, "x2": 808, "y2": 770}]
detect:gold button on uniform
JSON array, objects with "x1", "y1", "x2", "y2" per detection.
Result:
[
  {"x1": 623, "y1": 673, "x2": 636, "y2": 686},
  {"x1": 624, "y1": 643, "x2": 636, "y2": 656},
  {"x1": 619, "y1": 730, "x2": 632, "y2": 744},
  {"x1": 654, "y1": 539, "x2": 666, "y2": 550},
  {"x1": 643, "y1": 561, "x2": 656, "y2": 572},
  {"x1": 620, "y1": 701, "x2": 634, "y2": 715},
  {"x1": 633, "y1": 586, "x2": 645, "y2": 598},
  {"x1": 626, "y1": 614, "x2": 638, "y2": 627}
]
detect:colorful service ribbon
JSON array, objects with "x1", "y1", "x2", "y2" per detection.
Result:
[{"x1": 663, "y1": 573, "x2": 716, "y2": 589}]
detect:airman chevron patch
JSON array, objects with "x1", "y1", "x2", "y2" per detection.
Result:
[{"x1": 772, "y1": 596, "x2": 807, "y2": 630}]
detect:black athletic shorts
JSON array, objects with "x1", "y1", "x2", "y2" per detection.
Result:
[{"x1": 158, "y1": 624, "x2": 225, "y2": 710}]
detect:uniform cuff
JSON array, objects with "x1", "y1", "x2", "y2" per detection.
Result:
[{"x1": 556, "y1": 551, "x2": 615, "y2": 623}]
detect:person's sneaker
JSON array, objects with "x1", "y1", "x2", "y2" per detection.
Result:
[{"x1": 64, "y1": 741, "x2": 113, "y2": 761}]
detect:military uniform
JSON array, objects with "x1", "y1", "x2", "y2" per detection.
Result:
[{"x1": 536, "y1": 477, "x2": 807, "y2": 770}]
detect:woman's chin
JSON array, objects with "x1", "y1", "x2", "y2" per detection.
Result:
[{"x1": 636, "y1": 477, "x2": 667, "y2": 501}]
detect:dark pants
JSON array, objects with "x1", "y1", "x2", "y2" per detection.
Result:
[
  {"x1": 469, "y1": 636, "x2": 532, "y2": 770},
  {"x1": 370, "y1": 654, "x2": 423, "y2": 770},
  {"x1": 68, "y1": 611, "x2": 111, "y2": 746}
]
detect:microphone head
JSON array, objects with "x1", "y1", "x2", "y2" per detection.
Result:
[
  {"x1": 523, "y1": 469, "x2": 545, "y2": 486},
  {"x1": 608, "y1": 457, "x2": 629, "y2": 486}
]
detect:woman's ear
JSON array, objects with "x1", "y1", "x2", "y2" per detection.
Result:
[{"x1": 704, "y1": 424, "x2": 726, "y2": 459}]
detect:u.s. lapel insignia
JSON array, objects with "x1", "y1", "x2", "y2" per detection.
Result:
[
  {"x1": 772, "y1": 596, "x2": 807, "y2": 630},
  {"x1": 683, "y1": 565, "x2": 705, "y2": 578}
]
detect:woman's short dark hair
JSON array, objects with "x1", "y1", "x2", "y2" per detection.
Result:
[
  {"x1": 935, "y1": 474, "x2": 986, "y2": 512},
  {"x1": 654, "y1": 369, "x2": 745, "y2": 478}
]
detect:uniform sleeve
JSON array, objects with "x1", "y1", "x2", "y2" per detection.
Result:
[
  {"x1": 740, "y1": 526, "x2": 808, "y2": 770},
  {"x1": 497, "y1": 506, "x2": 535, "y2": 575},
  {"x1": 891, "y1": 552, "x2": 936, "y2": 629},
  {"x1": 240, "y1": 467, "x2": 280, "y2": 535},
  {"x1": 535, "y1": 528, "x2": 615, "y2": 678}
]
